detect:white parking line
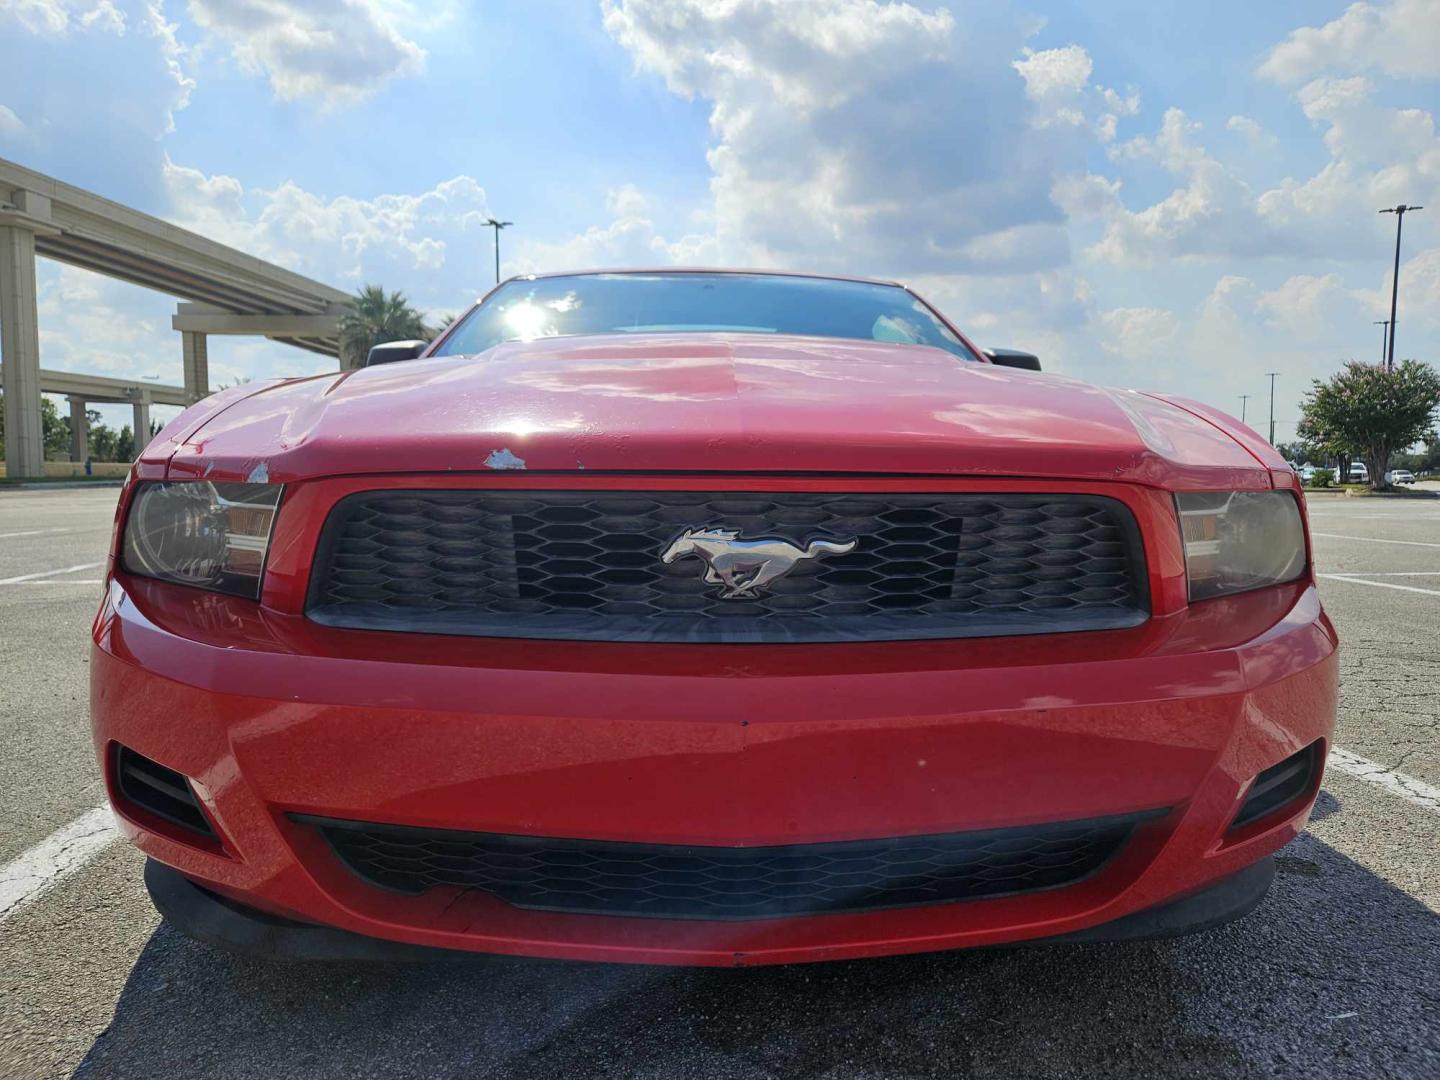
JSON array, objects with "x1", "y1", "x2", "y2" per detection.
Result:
[
  {"x1": 4, "y1": 580, "x2": 104, "y2": 587},
  {"x1": 1312, "y1": 532, "x2": 1440, "y2": 548},
  {"x1": 1321, "y1": 571, "x2": 1440, "y2": 577},
  {"x1": 0, "y1": 562, "x2": 105, "y2": 585},
  {"x1": 1328, "y1": 748, "x2": 1440, "y2": 815},
  {"x1": 1318, "y1": 574, "x2": 1440, "y2": 598},
  {"x1": 0, "y1": 804, "x2": 117, "y2": 921},
  {"x1": 0, "y1": 526, "x2": 101, "y2": 539}
]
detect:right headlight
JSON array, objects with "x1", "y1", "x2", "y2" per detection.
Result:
[
  {"x1": 1176, "y1": 491, "x2": 1307, "y2": 602},
  {"x1": 121, "y1": 480, "x2": 283, "y2": 599}
]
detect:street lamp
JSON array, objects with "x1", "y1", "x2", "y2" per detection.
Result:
[
  {"x1": 1266, "y1": 372, "x2": 1279, "y2": 445},
  {"x1": 483, "y1": 218, "x2": 513, "y2": 285},
  {"x1": 1378, "y1": 204, "x2": 1423, "y2": 369},
  {"x1": 1373, "y1": 319, "x2": 1391, "y2": 365}
]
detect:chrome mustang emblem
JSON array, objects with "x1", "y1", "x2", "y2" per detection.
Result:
[{"x1": 660, "y1": 527, "x2": 858, "y2": 600}]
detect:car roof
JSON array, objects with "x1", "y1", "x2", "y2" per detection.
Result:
[{"x1": 512, "y1": 267, "x2": 906, "y2": 289}]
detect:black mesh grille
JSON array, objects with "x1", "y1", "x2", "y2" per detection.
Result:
[
  {"x1": 298, "y1": 812, "x2": 1157, "y2": 920},
  {"x1": 306, "y1": 490, "x2": 1148, "y2": 643}
]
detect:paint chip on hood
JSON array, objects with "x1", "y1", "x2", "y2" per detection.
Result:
[
  {"x1": 246, "y1": 462, "x2": 270, "y2": 483},
  {"x1": 485, "y1": 448, "x2": 527, "y2": 470}
]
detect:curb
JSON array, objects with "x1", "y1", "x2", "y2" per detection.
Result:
[{"x1": 0, "y1": 480, "x2": 126, "y2": 491}]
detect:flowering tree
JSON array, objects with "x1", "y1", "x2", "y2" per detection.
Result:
[{"x1": 1298, "y1": 361, "x2": 1440, "y2": 489}]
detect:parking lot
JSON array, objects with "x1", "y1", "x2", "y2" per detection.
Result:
[{"x1": 1, "y1": 483, "x2": 1437, "y2": 1079}]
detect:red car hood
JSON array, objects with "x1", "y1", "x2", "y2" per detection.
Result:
[{"x1": 156, "y1": 333, "x2": 1277, "y2": 489}]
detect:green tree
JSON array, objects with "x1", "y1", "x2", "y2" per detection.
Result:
[
  {"x1": 0, "y1": 394, "x2": 74, "y2": 459},
  {"x1": 89, "y1": 421, "x2": 119, "y2": 462},
  {"x1": 1298, "y1": 360, "x2": 1440, "y2": 490},
  {"x1": 338, "y1": 285, "x2": 431, "y2": 368}
]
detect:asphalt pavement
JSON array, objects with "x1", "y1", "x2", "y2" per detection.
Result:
[{"x1": 1, "y1": 484, "x2": 1436, "y2": 1079}]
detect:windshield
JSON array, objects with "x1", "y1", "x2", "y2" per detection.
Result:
[{"x1": 432, "y1": 272, "x2": 980, "y2": 361}]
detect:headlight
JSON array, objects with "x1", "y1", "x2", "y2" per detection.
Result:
[
  {"x1": 1176, "y1": 491, "x2": 1306, "y2": 602},
  {"x1": 121, "y1": 481, "x2": 283, "y2": 599}
]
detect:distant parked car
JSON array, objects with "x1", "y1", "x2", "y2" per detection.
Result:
[
  {"x1": 1348, "y1": 463, "x2": 1369, "y2": 483},
  {"x1": 1385, "y1": 469, "x2": 1415, "y2": 485},
  {"x1": 1299, "y1": 464, "x2": 1318, "y2": 482}
]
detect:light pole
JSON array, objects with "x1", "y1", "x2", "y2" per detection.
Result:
[
  {"x1": 1239, "y1": 394, "x2": 1250, "y2": 423},
  {"x1": 483, "y1": 218, "x2": 513, "y2": 284},
  {"x1": 1266, "y1": 372, "x2": 1278, "y2": 445},
  {"x1": 1373, "y1": 319, "x2": 1391, "y2": 364},
  {"x1": 1378, "y1": 204, "x2": 1423, "y2": 368}
]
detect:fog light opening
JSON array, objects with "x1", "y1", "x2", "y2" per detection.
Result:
[
  {"x1": 1228, "y1": 741, "x2": 1323, "y2": 833},
  {"x1": 112, "y1": 744, "x2": 219, "y2": 842}
]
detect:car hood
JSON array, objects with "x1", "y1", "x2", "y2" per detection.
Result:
[{"x1": 155, "y1": 333, "x2": 1277, "y2": 488}]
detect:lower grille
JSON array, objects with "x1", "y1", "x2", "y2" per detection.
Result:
[
  {"x1": 305, "y1": 490, "x2": 1149, "y2": 643},
  {"x1": 298, "y1": 812, "x2": 1158, "y2": 920}
]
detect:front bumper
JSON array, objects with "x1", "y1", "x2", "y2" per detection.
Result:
[
  {"x1": 92, "y1": 574, "x2": 1337, "y2": 966},
  {"x1": 143, "y1": 854, "x2": 1278, "y2": 961}
]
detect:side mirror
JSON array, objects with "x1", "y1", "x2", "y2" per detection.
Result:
[
  {"x1": 984, "y1": 347, "x2": 1041, "y2": 371},
  {"x1": 365, "y1": 340, "x2": 428, "y2": 367}
]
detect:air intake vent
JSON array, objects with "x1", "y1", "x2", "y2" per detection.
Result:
[
  {"x1": 1230, "y1": 742, "x2": 1321, "y2": 831},
  {"x1": 297, "y1": 810, "x2": 1162, "y2": 920},
  {"x1": 114, "y1": 745, "x2": 216, "y2": 839}
]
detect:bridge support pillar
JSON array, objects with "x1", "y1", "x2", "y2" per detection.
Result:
[
  {"x1": 68, "y1": 396, "x2": 88, "y2": 463},
  {"x1": 181, "y1": 330, "x2": 209, "y2": 402},
  {"x1": 0, "y1": 220, "x2": 44, "y2": 478},
  {"x1": 131, "y1": 392, "x2": 151, "y2": 455}
]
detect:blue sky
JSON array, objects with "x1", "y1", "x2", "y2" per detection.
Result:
[{"x1": 1, "y1": 0, "x2": 1437, "y2": 446}]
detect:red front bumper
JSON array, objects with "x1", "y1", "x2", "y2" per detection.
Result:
[{"x1": 92, "y1": 562, "x2": 1337, "y2": 966}]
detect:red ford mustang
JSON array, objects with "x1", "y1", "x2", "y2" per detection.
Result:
[{"x1": 92, "y1": 270, "x2": 1337, "y2": 965}]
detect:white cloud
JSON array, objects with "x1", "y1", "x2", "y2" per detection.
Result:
[
  {"x1": 601, "y1": 0, "x2": 1073, "y2": 277},
  {"x1": 1013, "y1": 44, "x2": 1091, "y2": 126},
  {"x1": 1086, "y1": 108, "x2": 1267, "y2": 263},
  {"x1": 1097, "y1": 306, "x2": 1182, "y2": 360},
  {"x1": 1227, "y1": 114, "x2": 1278, "y2": 150},
  {"x1": 1255, "y1": 76, "x2": 1440, "y2": 256},
  {"x1": 1075, "y1": 75, "x2": 1440, "y2": 265},
  {"x1": 1014, "y1": 45, "x2": 1137, "y2": 142},
  {"x1": 0, "y1": 102, "x2": 26, "y2": 137},
  {"x1": 142, "y1": 2, "x2": 195, "y2": 132},
  {"x1": 162, "y1": 156, "x2": 494, "y2": 309},
  {"x1": 1255, "y1": 273, "x2": 1358, "y2": 337},
  {"x1": 186, "y1": 0, "x2": 426, "y2": 108},
  {"x1": 514, "y1": 184, "x2": 718, "y2": 273},
  {"x1": 0, "y1": 0, "x2": 125, "y2": 34},
  {"x1": 1258, "y1": 0, "x2": 1440, "y2": 85}
]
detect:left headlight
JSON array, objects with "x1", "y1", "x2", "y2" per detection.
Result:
[
  {"x1": 121, "y1": 481, "x2": 283, "y2": 599},
  {"x1": 1176, "y1": 490, "x2": 1307, "y2": 602}
]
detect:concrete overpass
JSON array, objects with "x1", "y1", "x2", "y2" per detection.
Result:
[
  {"x1": 1, "y1": 157, "x2": 353, "y2": 478},
  {"x1": 0, "y1": 365, "x2": 187, "y2": 463}
]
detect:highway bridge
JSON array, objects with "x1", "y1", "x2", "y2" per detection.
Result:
[{"x1": 1, "y1": 157, "x2": 352, "y2": 478}]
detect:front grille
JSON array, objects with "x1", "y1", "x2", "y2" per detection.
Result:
[
  {"x1": 306, "y1": 490, "x2": 1148, "y2": 642},
  {"x1": 298, "y1": 812, "x2": 1158, "y2": 920}
]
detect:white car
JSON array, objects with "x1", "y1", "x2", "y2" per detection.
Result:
[
  {"x1": 1385, "y1": 469, "x2": 1416, "y2": 485},
  {"x1": 1348, "y1": 463, "x2": 1369, "y2": 483}
]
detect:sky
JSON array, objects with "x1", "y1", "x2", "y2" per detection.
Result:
[{"x1": 1, "y1": 0, "x2": 1438, "y2": 446}]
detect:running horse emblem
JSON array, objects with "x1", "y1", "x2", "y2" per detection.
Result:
[{"x1": 660, "y1": 527, "x2": 858, "y2": 600}]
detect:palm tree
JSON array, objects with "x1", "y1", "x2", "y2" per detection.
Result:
[
  {"x1": 338, "y1": 285, "x2": 430, "y2": 368},
  {"x1": 427, "y1": 312, "x2": 459, "y2": 339}
]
